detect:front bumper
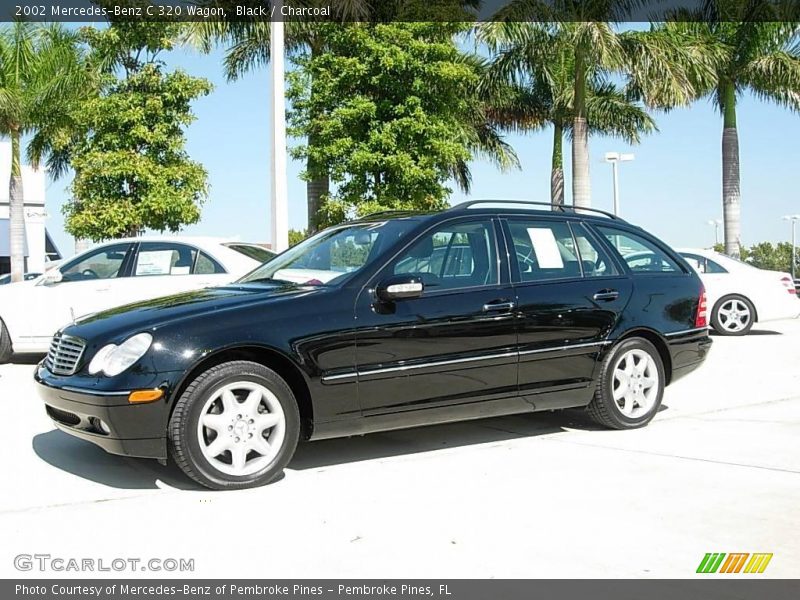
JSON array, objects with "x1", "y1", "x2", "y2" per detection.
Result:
[{"x1": 35, "y1": 367, "x2": 168, "y2": 460}]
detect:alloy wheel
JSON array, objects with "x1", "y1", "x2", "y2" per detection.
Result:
[
  {"x1": 717, "y1": 298, "x2": 751, "y2": 332},
  {"x1": 196, "y1": 381, "x2": 286, "y2": 476},
  {"x1": 612, "y1": 348, "x2": 659, "y2": 418}
]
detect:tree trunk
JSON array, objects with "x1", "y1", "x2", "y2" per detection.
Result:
[
  {"x1": 721, "y1": 82, "x2": 741, "y2": 257},
  {"x1": 305, "y1": 40, "x2": 329, "y2": 233},
  {"x1": 551, "y1": 121, "x2": 565, "y2": 207},
  {"x1": 571, "y1": 53, "x2": 591, "y2": 208},
  {"x1": 9, "y1": 129, "x2": 25, "y2": 283}
]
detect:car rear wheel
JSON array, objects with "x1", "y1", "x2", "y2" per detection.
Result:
[
  {"x1": 711, "y1": 295, "x2": 755, "y2": 336},
  {"x1": 587, "y1": 338, "x2": 665, "y2": 430},
  {"x1": 168, "y1": 360, "x2": 300, "y2": 490},
  {"x1": 0, "y1": 319, "x2": 12, "y2": 363}
]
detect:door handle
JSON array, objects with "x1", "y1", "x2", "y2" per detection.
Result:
[
  {"x1": 482, "y1": 300, "x2": 516, "y2": 312},
  {"x1": 593, "y1": 289, "x2": 619, "y2": 302}
]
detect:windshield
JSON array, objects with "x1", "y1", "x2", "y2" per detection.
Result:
[
  {"x1": 225, "y1": 243, "x2": 276, "y2": 263},
  {"x1": 238, "y1": 220, "x2": 418, "y2": 286}
]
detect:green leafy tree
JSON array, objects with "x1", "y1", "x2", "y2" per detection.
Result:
[
  {"x1": 183, "y1": 1, "x2": 501, "y2": 232},
  {"x1": 62, "y1": 22, "x2": 212, "y2": 241},
  {"x1": 287, "y1": 22, "x2": 503, "y2": 225},
  {"x1": 480, "y1": 22, "x2": 657, "y2": 206},
  {"x1": 0, "y1": 22, "x2": 87, "y2": 281},
  {"x1": 662, "y1": 5, "x2": 800, "y2": 257}
]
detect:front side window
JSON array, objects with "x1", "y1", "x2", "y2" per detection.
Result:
[
  {"x1": 390, "y1": 220, "x2": 498, "y2": 291},
  {"x1": 597, "y1": 226, "x2": 681, "y2": 274},
  {"x1": 61, "y1": 244, "x2": 132, "y2": 282},
  {"x1": 508, "y1": 219, "x2": 583, "y2": 282},
  {"x1": 240, "y1": 220, "x2": 418, "y2": 286}
]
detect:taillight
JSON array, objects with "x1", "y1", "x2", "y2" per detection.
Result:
[
  {"x1": 780, "y1": 276, "x2": 796, "y2": 294},
  {"x1": 695, "y1": 287, "x2": 708, "y2": 328}
]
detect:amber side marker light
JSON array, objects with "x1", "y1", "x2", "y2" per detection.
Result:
[{"x1": 129, "y1": 389, "x2": 164, "y2": 404}]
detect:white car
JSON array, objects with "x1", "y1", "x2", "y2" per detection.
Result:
[
  {"x1": 0, "y1": 237, "x2": 274, "y2": 360},
  {"x1": 678, "y1": 248, "x2": 799, "y2": 335}
]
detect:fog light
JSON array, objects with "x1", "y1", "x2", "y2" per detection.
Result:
[{"x1": 89, "y1": 417, "x2": 111, "y2": 435}]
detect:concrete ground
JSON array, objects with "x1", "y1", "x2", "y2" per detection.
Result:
[{"x1": 1, "y1": 320, "x2": 798, "y2": 579}]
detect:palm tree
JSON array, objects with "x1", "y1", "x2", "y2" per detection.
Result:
[
  {"x1": 480, "y1": 23, "x2": 657, "y2": 206},
  {"x1": 491, "y1": 3, "x2": 713, "y2": 208},
  {"x1": 662, "y1": 4, "x2": 800, "y2": 256},
  {"x1": 0, "y1": 22, "x2": 87, "y2": 282}
]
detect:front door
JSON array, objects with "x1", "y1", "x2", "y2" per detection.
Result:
[
  {"x1": 24, "y1": 243, "x2": 136, "y2": 342},
  {"x1": 503, "y1": 217, "x2": 631, "y2": 406},
  {"x1": 354, "y1": 217, "x2": 518, "y2": 415}
]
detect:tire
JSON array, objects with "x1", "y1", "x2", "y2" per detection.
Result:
[
  {"x1": 169, "y1": 360, "x2": 300, "y2": 490},
  {"x1": 711, "y1": 294, "x2": 755, "y2": 336},
  {"x1": 587, "y1": 338, "x2": 665, "y2": 430},
  {"x1": 0, "y1": 319, "x2": 12, "y2": 364}
]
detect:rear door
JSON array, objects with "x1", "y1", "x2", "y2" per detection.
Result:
[{"x1": 503, "y1": 217, "x2": 632, "y2": 406}]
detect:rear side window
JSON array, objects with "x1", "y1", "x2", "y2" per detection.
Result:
[
  {"x1": 507, "y1": 219, "x2": 583, "y2": 282},
  {"x1": 195, "y1": 252, "x2": 227, "y2": 275},
  {"x1": 597, "y1": 226, "x2": 681, "y2": 274},
  {"x1": 571, "y1": 223, "x2": 618, "y2": 278},
  {"x1": 681, "y1": 253, "x2": 728, "y2": 274}
]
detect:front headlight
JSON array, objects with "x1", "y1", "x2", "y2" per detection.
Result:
[{"x1": 88, "y1": 333, "x2": 153, "y2": 377}]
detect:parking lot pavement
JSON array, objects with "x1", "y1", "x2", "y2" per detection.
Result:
[{"x1": 1, "y1": 321, "x2": 799, "y2": 579}]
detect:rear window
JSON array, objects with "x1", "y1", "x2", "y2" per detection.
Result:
[{"x1": 225, "y1": 243, "x2": 276, "y2": 263}]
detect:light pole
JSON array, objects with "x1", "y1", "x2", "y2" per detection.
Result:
[
  {"x1": 604, "y1": 152, "x2": 634, "y2": 216},
  {"x1": 270, "y1": 0, "x2": 289, "y2": 253},
  {"x1": 707, "y1": 219, "x2": 722, "y2": 246},
  {"x1": 782, "y1": 214, "x2": 800, "y2": 280}
]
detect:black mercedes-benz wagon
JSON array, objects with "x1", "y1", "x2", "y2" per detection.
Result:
[{"x1": 37, "y1": 201, "x2": 711, "y2": 489}]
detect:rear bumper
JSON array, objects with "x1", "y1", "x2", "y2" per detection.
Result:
[
  {"x1": 666, "y1": 328, "x2": 712, "y2": 384},
  {"x1": 35, "y1": 367, "x2": 167, "y2": 460}
]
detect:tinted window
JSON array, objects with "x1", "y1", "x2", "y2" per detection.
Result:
[
  {"x1": 391, "y1": 220, "x2": 497, "y2": 290},
  {"x1": 680, "y1": 253, "x2": 728, "y2": 274},
  {"x1": 598, "y1": 226, "x2": 681, "y2": 274},
  {"x1": 571, "y1": 223, "x2": 618, "y2": 278},
  {"x1": 507, "y1": 219, "x2": 582, "y2": 282},
  {"x1": 134, "y1": 243, "x2": 196, "y2": 277},
  {"x1": 195, "y1": 252, "x2": 226, "y2": 275},
  {"x1": 225, "y1": 243, "x2": 276, "y2": 263},
  {"x1": 61, "y1": 244, "x2": 131, "y2": 282}
]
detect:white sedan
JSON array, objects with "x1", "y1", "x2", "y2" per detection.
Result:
[
  {"x1": 0, "y1": 237, "x2": 274, "y2": 361},
  {"x1": 678, "y1": 248, "x2": 799, "y2": 335}
]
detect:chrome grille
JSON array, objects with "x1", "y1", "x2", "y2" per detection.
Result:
[{"x1": 45, "y1": 333, "x2": 86, "y2": 376}]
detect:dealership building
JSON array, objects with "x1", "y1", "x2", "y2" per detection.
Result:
[{"x1": 0, "y1": 142, "x2": 61, "y2": 276}]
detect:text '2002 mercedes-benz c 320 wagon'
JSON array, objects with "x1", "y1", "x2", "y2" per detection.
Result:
[{"x1": 36, "y1": 201, "x2": 712, "y2": 489}]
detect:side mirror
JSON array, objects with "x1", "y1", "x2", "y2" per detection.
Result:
[
  {"x1": 42, "y1": 270, "x2": 63, "y2": 285},
  {"x1": 376, "y1": 275, "x2": 424, "y2": 302}
]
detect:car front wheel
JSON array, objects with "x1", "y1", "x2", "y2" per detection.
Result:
[
  {"x1": 711, "y1": 295, "x2": 755, "y2": 336},
  {"x1": 0, "y1": 319, "x2": 12, "y2": 363},
  {"x1": 169, "y1": 360, "x2": 300, "y2": 490},
  {"x1": 587, "y1": 338, "x2": 665, "y2": 429}
]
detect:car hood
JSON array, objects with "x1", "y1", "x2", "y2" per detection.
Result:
[{"x1": 63, "y1": 282, "x2": 325, "y2": 342}]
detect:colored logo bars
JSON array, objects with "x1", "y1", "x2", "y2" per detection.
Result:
[{"x1": 697, "y1": 553, "x2": 773, "y2": 574}]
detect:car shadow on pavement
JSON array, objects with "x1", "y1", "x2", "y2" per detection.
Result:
[
  {"x1": 32, "y1": 430, "x2": 206, "y2": 491},
  {"x1": 289, "y1": 409, "x2": 607, "y2": 470},
  {"x1": 31, "y1": 408, "x2": 638, "y2": 489},
  {"x1": 10, "y1": 353, "x2": 46, "y2": 365}
]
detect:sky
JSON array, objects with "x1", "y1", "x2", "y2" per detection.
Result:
[{"x1": 41, "y1": 41, "x2": 800, "y2": 257}]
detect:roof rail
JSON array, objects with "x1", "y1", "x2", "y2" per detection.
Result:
[{"x1": 450, "y1": 200, "x2": 624, "y2": 221}]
